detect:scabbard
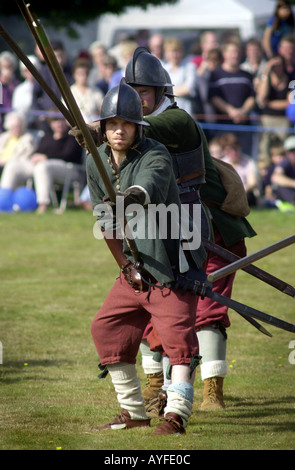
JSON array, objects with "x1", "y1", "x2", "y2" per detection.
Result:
[{"x1": 203, "y1": 238, "x2": 295, "y2": 299}]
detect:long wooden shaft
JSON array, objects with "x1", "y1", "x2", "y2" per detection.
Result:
[
  {"x1": 208, "y1": 235, "x2": 295, "y2": 283},
  {"x1": 202, "y1": 238, "x2": 295, "y2": 298},
  {"x1": 18, "y1": 1, "x2": 139, "y2": 262}
]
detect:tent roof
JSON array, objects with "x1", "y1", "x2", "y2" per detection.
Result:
[{"x1": 97, "y1": 0, "x2": 276, "y2": 46}]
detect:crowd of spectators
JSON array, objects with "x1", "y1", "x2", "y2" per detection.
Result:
[{"x1": 0, "y1": 0, "x2": 295, "y2": 213}]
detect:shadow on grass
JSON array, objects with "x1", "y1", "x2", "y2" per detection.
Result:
[
  {"x1": 195, "y1": 395, "x2": 295, "y2": 434},
  {"x1": 0, "y1": 359, "x2": 73, "y2": 384},
  {"x1": 224, "y1": 394, "x2": 295, "y2": 411}
]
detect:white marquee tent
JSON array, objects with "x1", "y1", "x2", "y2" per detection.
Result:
[{"x1": 97, "y1": 0, "x2": 277, "y2": 47}]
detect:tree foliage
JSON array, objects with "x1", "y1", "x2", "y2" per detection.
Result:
[{"x1": 0, "y1": 0, "x2": 178, "y2": 28}]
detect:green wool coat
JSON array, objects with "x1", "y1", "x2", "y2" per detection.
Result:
[
  {"x1": 86, "y1": 135, "x2": 207, "y2": 284},
  {"x1": 144, "y1": 106, "x2": 257, "y2": 248}
]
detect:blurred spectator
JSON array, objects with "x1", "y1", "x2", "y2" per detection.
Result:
[
  {"x1": 208, "y1": 136, "x2": 224, "y2": 160},
  {"x1": 261, "y1": 142, "x2": 285, "y2": 205},
  {"x1": 262, "y1": 0, "x2": 294, "y2": 59},
  {"x1": 109, "y1": 40, "x2": 138, "y2": 89},
  {"x1": 12, "y1": 55, "x2": 41, "y2": 129},
  {"x1": 195, "y1": 47, "x2": 223, "y2": 137},
  {"x1": 240, "y1": 38, "x2": 267, "y2": 92},
  {"x1": 0, "y1": 112, "x2": 37, "y2": 179},
  {"x1": 163, "y1": 37, "x2": 198, "y2": 116},
  {"x1": 277, "y1": 33, "x2": 295, "y2": 77},
  {"x1": 191, "y1": 31, "x2": 220, "y2": 75},
  {"x1": 271, "y1": 135, "x2": 295, "y2": 204},
  {"x1": 32, "y1": 40, "x2": 73, "y2": 130},
  {"x1": 219, "y1": 133, "x2": 261, "y2": 206},
  {"x1": 34, "y1": 44, "x2": 46, "y2": 66},
  {"x1": 208, "y1": 38, "x2": 256, "y2": 155},
  {"x1": 69, "y1": 59, "x2": 104, "y2": 123},
  {"x1": 148, "y1": 33, "x2": 164, "y2": 61},
  {"x1": 30, "y1": 113, "x2": 83, "y2": 213},
  {"x1": 75, "y1": 50, "x2": 92, "y2": 69},
  {"x1": 136, "y1": 29, "x2": 149, "y2": 48},
  {"x1": 95, "y1": 54, "x2": 118, "y2": 96},
  {"x1": 0, "y1": 51, "x2": 20, "y2": 131},
  {"x1": 256, "y1": 54, "x2": 291, "y2": 170},
  {"x1": 87, "y1": 41, "x2": 107, "y2": 88}
]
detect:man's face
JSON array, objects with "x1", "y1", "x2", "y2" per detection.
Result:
[
  {"x1": 133, "y1": 86, "x2": 156, "y2": 116},
  {"x1": 223, "y1": 44, "x2": 241, "y2": 67},
  {"x1": 105, "y1": 118, "x2": 137, "y2": 153},
  {"x1": 165, "y1": 46, "x2": 183, "y2": 66}
]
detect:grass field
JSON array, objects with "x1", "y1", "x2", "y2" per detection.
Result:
[{"x1": 0, "y1": 208, "x2": 294, "y2": 451}]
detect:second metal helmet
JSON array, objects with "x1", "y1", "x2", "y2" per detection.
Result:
[
  {"x1": 125, "y1": 47, "x2": 171, "y2": 89},
  {"x1": 98, "y1": 78, "x2": 149, "y2": 131}
]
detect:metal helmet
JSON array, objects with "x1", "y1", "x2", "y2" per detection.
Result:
[
  {"x1": 163, "y1": 69, "x2": 175, "y2": 103},
  {"x1": 98, "y1": 78, "x2": 149, "y2": 133},
  {"x1": 125, "y1": 47, "x2": 172, "y2": 105}
]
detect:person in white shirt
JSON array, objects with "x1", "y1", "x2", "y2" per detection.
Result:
[
  {"x1": 12, "y1": 55, "x2": 41, "y2": 128},
  {"x1": 0, "y1": 111, "x2": 37, "y2": 181},
  {"x1": 163, "y1": 37, "x2": 198, "y2": 116},
  {"x1": 70, "y1": 59, "x2": 104, "y2": 123}
]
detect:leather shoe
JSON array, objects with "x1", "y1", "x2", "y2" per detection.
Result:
[
  {"x1": 96, "y1": 409, "x2": 150, "y2": 430},
  {"x1": 152, "y1": 412, "x2": 185, "y2": 435}
]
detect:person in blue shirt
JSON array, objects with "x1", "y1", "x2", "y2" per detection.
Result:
[{"x1": 262, "y1": 0, "x2": 295, "y2": 58}]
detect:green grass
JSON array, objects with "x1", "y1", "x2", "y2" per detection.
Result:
[{"x1": 0, "y1": 208, "x2": 295, "y2": 450}]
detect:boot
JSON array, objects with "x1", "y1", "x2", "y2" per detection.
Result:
[
  {"x1": 200, "y1": 377, "x2": 225, "y2": 411},
  {"x1": 145, "y1": 390, "x2": 167, "y2": 418},
  {"x1": 141, "y1": 372, "x2": 164, "y2": 403}
]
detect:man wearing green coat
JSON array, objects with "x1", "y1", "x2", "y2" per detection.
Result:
[
  {"x1": 124, "y1": 47, "x2": 257, "y2": 412},
  {"x1": 87, "y1": 79, "x2": 207, "y2": 434}
]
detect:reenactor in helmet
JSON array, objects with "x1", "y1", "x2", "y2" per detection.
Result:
[
  {"x1": 124, "y1": 47, "x2": 256, "y2": 414},
  {"x1": 87, "y1": 78, "x2": 207, "y2": 434},
  {"x1": 70, "y1": 48, "x2": 256, "y2": 421}
]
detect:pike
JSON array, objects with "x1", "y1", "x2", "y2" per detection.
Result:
[
  {"x1": 208, "y1": 235, "x2": 295, "y2": 283},
  {"x1": 202, "y1": 238, "x2": 295, "y2": 299},
  {"x1": 173, "y1": 266, "x2": 295, "y2": 333},
  {"x1": 204, "y1": 286, "x2": 295, "y2": 334},
  {"x1": 16, "y1": 0, "x2": 139, "y2": 263}
]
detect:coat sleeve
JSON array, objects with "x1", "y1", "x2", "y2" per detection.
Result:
[{"x1": 130, "y1": 141, "x2": 176, "y2": 206}]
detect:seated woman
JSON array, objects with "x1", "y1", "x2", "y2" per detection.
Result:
[
  {"x1": 1, "y1": 111, "x2": 83, "y2": 213},
  {"x1": 0, "y1": 111, "x2": 37, "y2": 179}
]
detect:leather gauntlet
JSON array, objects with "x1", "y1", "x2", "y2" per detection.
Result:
[
  {"x1": 103, "y1": 235, "x2": 143, "y2": 291},
  {"x1": 69, "y1": 124, "x2": 103, "y2": 150}
]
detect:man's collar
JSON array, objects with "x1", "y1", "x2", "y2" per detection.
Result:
[{"x1": 145, "y1": 96, "x2": 172, "y2": 118}]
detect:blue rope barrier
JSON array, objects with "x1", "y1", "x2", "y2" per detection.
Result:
[{"x1": 0, "y1": 105, "x2": 294, "y2": 134}]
